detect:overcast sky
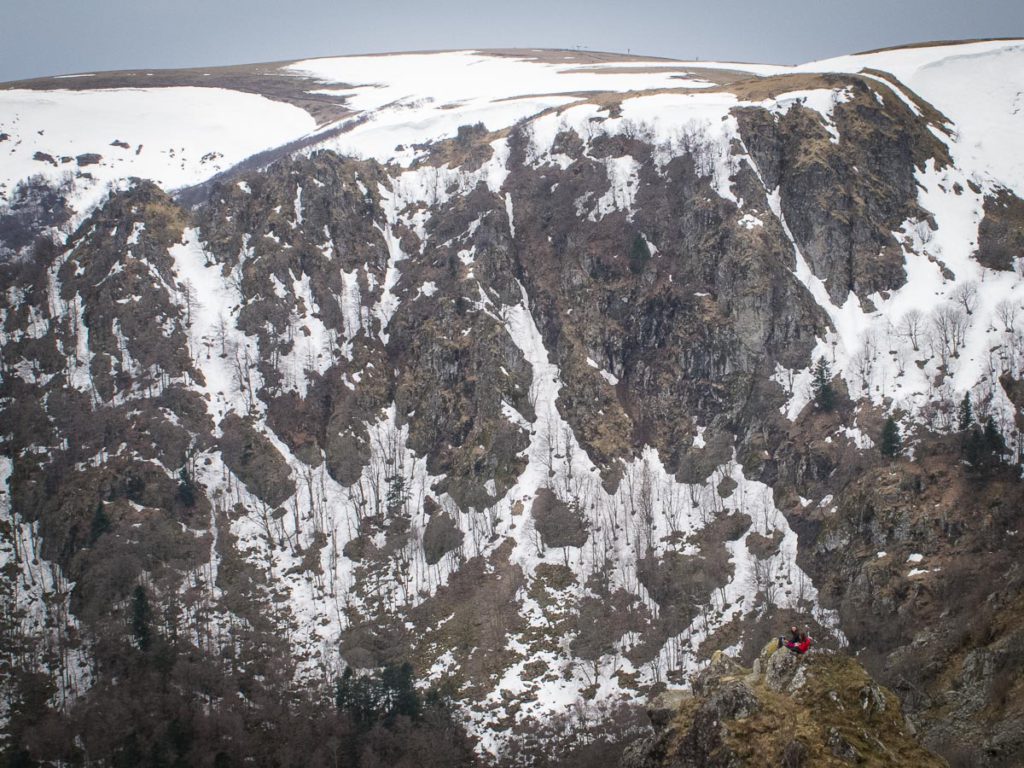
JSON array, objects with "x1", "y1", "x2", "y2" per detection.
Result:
[{"x1": 2, "y1": 0, "x2": 1023, "y2": 82}]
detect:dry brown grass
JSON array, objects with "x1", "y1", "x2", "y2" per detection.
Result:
[
  {"x1": 557, "y1": 65, "x2": 756, "y2": 87},
  {"x1": 499, "y1": 71, "x2": 860, "y2": 125},
  {"x1": 483, "y1": 48, "x2": 678, "y2": 65}
]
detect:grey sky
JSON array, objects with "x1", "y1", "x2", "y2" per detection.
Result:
[{"x1": 2, "y1": 0, "x2": 1022, "y2": 82}]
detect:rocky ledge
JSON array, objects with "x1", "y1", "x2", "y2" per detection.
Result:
[{"x1": 621, "y1": 644, "x2": 945, "y2": 767}]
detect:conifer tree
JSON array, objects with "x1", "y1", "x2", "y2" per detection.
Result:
[
  {"x1": 963, "y1": 425, "x2": 985, "y2": 466},
  {"x1": 984, "y1": 417, "x2": 1007, "y2": 458},
  {"x1": 811, "y1": 356, "x2": 836, "y2": 411},
  {"x1": 176, "y1": 467, "x2": 197, "y2": 508},
  {"x1": 957, "y1": 392, "x2": 974, "y2": 431},
  {"x1": 629, "y1": 233, "x2": 652, "y2": 274},
  {"x1": 880, "y1": 417, "x2": 901, "y2": 458},
  {"x1": 381, "y1": 662, "x2": 421, "y2": 723},
  {"x1": 89, "y1": 501, "x2": 111, "y2": 544},
  {"x1": 385, "y1": 473, "x2": 408, "y2": 514}
]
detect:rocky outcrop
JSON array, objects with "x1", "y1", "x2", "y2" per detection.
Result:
[
  {"x1": 622, "y1": 648, "x2": 945, "y2": 767},
  {"x1": 735, "y1": 76, "x2": 948, "y2": 305},
  {"x1": 976, "y1": 187, "x2": 1024, "y2": 271},
  {"x1": 218, "y1": 412, "x2": 295, "y2": 508}
]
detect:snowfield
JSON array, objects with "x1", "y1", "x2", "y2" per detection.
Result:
[
  {"x1": 0, "y1": 86, "x2": 317, "y2": 210},
  {"x1": 3, "y1": 42, "x2": 1023, "y2": 208}
]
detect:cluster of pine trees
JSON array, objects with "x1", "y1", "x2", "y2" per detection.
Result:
[
  {"x1": 811, "y1": 356, "x2": 902, "y2": 456},
  {"x1": 957, "y1": 393, "x2": 1008, "y2": 469},
  {"x1": 810, "y1": 357, "x2": 1013, "y2": 465},
  {"x1": 3, "y1": 592, "x2": 476, "y2": 768}
]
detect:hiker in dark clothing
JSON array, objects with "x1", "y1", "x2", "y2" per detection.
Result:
[
  {"x1": 779, "y1": 626, "x2": 813, "y2": 654},
  {"x1": 779, "y1": 625, "x2": 800, "y2": 651}
]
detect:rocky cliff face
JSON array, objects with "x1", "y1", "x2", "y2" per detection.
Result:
[{"x1": 2, "y1": 43, "x2": 1024, "y2": 766}]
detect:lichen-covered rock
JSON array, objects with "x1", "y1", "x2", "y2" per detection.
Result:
[
  {"x1": 624, "y1": 651, "x2": 944, "y2": 767},
  {"x1": 764, "y1": 646, "x2": 802, "y2": 692}
]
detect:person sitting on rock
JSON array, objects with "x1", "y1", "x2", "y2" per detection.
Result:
[
  {"x1": 790, "y1": 631, "x2": 813, "y2": 655},
  {"x1": 778, "y1": 625, "x2": 800, "y2": 651}
]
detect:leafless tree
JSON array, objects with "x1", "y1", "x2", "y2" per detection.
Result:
[
  {"x1": 950, "y1": 280, "x2": 979, "y2": 315},
  {"x1": 662, "y1": 479, "x2": 684, "y2": 536},
  {"x1": 232, "y1": 346, "x2": 257, "y2": 412},
  {"x1": 750, "y1": 557, "x2": 779, "y2": 612},
  {"x1": 893, "y1": 344, "x2": 908, "y2": 377},
  {"x1": 631, "y1": 460, "x2": 656, "y2": 557},
  {"x1": 179, "y1": 279, "x2": 198, "y2": 327},
  {"x1": 932, "y1": 303, "x2": 968, "y2": 361},
  {"x1": 214, "y1": 313, "x2": 231, "y2": 358},
  {"x1": 850, "y1": 347, "x2": 874, "y2": 394},
  {"x1": 899, "y1": 308, "x2": 925, "y2": 351},
  {"x1": 996, "y1": 299, "x2": 1019, "y2": 333}
]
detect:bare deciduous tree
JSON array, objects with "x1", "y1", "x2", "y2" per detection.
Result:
[
  {"x1": 950, "y1": 280, "x2": 979, "y2": 315},
  {"x1": 932, "y1": 303, "x2": 968, "y2": 361},
  {"x1": 899, "y1": 308, "x2": 925, "y2": 351},
  {"x1": 996, "y1": 299, "x2": 1019, "y2": 333}
]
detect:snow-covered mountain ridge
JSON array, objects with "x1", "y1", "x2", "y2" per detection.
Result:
[
  {"x1": 4, "y1": 41, "x2": 1022, "y2": 204},
  {"x1": 2, "y1": 41, "x2": 1024, "y2": 765}
]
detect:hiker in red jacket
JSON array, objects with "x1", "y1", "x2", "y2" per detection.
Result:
[
  {"x1": 792, "y1": 631, "x2": 813, "y2": 654},
  {"x1": 779, "y1": 627, "x2": 813, "y2": 654}
]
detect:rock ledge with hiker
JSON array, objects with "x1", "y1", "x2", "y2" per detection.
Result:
[{"x1": 621, "y1": 642, "x2": 945, "y2": 767}]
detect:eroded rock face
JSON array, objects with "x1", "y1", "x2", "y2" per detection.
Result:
[
  {"x1": 976, "y1": 187, "x2": 1024, "y2": 271},
  {"x1": 218, "y1": 412, "x2": 295, "y2": 508},
  {"x1": 799, "y1": 456, "x2": 1024, "y2": 764},
  {"x1": 735, "y1": 77, "x2": 947, "y2": 305}
]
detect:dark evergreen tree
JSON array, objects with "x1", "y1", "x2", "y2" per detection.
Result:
[
  {"x1": 984, "y1": 417, "x2": 1007, "y2": 458},
  {"x1": 963, "y1": 425, "x2": 986, "y2": 466},
  {"x1": 811, "y1": 356, "x2": 836, "y2": 411},
  {"x1": 89, "y1": 501, "x2": 111, "y2": 544},
  {"x1": 381, "y1": 662, "x2": 421, "y2": 723},
  {"x1": 336, "y1": 663, "x2": 424, "y2": 729},
  {"x1": 880, "y1": 417, "x2": 901, "y2": 458},
  {"x1": 176, "y1": 467, "x2": 196, "y2": 508},
  {"x1": 385, "y1": 473, "x2": 409, "y2": 515},
  {"x1": 961, "y1": 419, "x2": 1006, "y2": 469},
  {"x1": 131, "y1": 585, "x2": 152, "y2": 651},
  {"x1": 336, "y1": 667, "x2": 375, "y2": 729},
  {"x1": 957, "y1": 392, "x2": 974, "y2": 431},
  {"x1": 629, "y1": 233, "x2": 651, "y2": 274}
]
